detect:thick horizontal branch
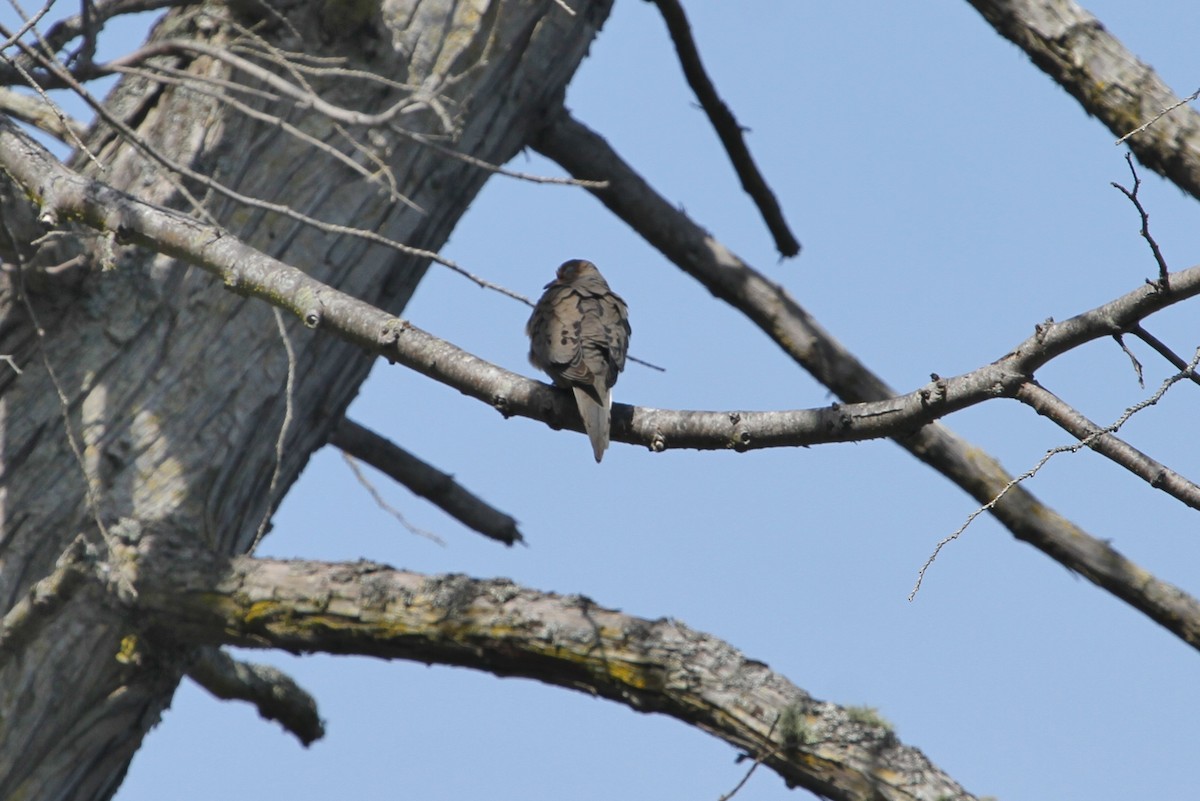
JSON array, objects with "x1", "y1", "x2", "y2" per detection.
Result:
[
  {"x1": 123, "y1": 536, "x2": 974, "y2": 801},
  {"x1": 7, "y1": 104, "x2": 1200, "y2": 654},
  {"x1": 5, "y1": 114, "x2": 1198, "y2": 461},
  {"x1": 964, "y1": 0, "x2": 1200, "y2": 201},
  {"x1": 532, "y1": 108, "x2": 1200, "y2": 653}
]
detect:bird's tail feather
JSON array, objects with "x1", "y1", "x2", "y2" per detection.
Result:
[{"x1": 573, "y1": 385, "x2": 611, "y2": 463}]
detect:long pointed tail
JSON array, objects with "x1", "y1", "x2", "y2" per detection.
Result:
[{"x1": 572, "y1": 385, "x2": 611, "y2": 463}]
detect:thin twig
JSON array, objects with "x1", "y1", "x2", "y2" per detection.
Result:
[
  {"x1": 110, "y1": 62, "x2": 415, "y2": 209},
  {"x1": 1111, "y1": 153, "x2": 1169, "y2": 287},
  {"x1": 399, "y1": 129, "x2": 609, "y2": 188},
  {"x1": 342, "y1": 454, "x2": 446, "y2": 545},
  {"x1": 1116, "y1": 86, "x2": 1200, "y2": 145},
  {"x1": 250, "y1": 308, "x2": 297, "y2": 552},
  {"x1": 1112, "y1": 333, "x2": 1144, "y2": 387},
  {"x1": 717, "y1": 712, "x2": 781, "y2": 801},
  {"x1": 648, "y1": 0, "x2": 800, "y2": 257},
  {"x1": 911, "y1": 347, "x2": 1200, "y2": 599},
  {"x1": 2, "y1": 214, "x2": 114, "y2": 551},
  {"x1": 1131, "y1": 324, "x2": 1200, "y2": 388}
]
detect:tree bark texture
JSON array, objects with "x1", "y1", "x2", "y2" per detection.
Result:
[
  {"x1": 115, "y1": 530, "x2": 971, "y2": 801},
  {"x1": 966, "y1": 0, "x2": 1200, "y2": 199},
  {"x1": 0, "y1": 1, "x2": 611, "y2": 798}
]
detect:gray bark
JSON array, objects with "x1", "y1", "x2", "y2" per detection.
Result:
[{"x1": 0, "y1": 1, "x2": 610, "y2": 798}]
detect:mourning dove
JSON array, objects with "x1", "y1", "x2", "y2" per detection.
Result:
[{"x1": 527, "y1": 259, "x2": 631, "y2": 462}]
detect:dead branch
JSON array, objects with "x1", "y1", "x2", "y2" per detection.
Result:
[
  {"x1": 1132, "y1": 325, "x2": 1200, "y2": 387},
  {"x1": 187, "y1": 646, "x2": 325, "y2": 746},
  {"x1": 123, "y1": 536, "x2": 975, "y2": 801},
  {"x1": 0, "y1": 87, "x2": 86, "y2": 142},
  {"x1": 964, "y1": 0, "x2": 1200, "y2": 201},
  {"x1": 531, "y1": 108, "x2": 1200, "y2": 651},
  {"x1": 648, "y1": 0, "x2": 800, "y2": 257},
  {"x1": 332, "y1": 419, "x2": 524, "y2": 546},
  {"x1": 1111, "y1": 153, "x2": 1169, "y2": 287},
  {"x1": 1016, "y1": 369, "x2": 1200, "y2": 510},
  {"x1": 8, "y1": 111, "x2": 1200, "y2": 652},
  {"x1": 5, "y1": 109, "x2": 1200, "y2": 456}
]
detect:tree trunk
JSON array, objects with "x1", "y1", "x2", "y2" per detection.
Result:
[{"x1": 0, "y1": 1, "x2": 610, "y2": 798}]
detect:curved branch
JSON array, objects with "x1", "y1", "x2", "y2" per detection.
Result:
[
  {"x1": 7, "y1": 111, "x2": 1200, "y2": 653},
  {"x1": 187, "y1": 646, "x2": 325, "y2": 747},
  {"x1": 531, "y1": 109, "x2": 1200, "y2": 652},
  {"x1": 5, "y1": 113, "x2": 1199, "y2": 457},
  {"x1": 964, "y1": 0, "x2": 1200, "y2": 201},
  {"x1": 125, "y1": 538, "x2": 975, "y2": 801}
]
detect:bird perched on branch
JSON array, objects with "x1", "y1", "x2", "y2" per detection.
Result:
[{"x1": 527, "y1": 259, "x2": 631, "y2": 462}]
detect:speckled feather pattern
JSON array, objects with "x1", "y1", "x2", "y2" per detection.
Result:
[{"x1": 527, "y1": 260, "x2": 630, "y2": 462}]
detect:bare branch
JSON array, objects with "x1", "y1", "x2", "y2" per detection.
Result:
[
  {"x1": 341, "y1": 454, "x2": 447, "y2": 546},
  {"x1": 1112, "y1": 333, "x2": 1144, "y2": 387},
  {"x1": 1131, "y1": 325, "x2": 1200, "y2": 387},
  {"x1": 1017, "y1": 368, "x2": 1200, "y2": 510},
  {"x1": 532, "y1": 108, "x2": 1200, "y2": 651},
  {"x1": 1117, "y1": 86, "x2": 1200, "y2": 146},
  {"x1": 250, "y1": 309, "x2": 297, "y2": 553},
  {"x1": 5, "y1": 111, "x2": 1199, "y2": 456},
  {"x1": 37, "y1": 0, "x2": 189, "y2": 68},
  {"x1": 187, "y1": 646, "x2": 325, "y2": 747},
  {"x1": 1111, "y1": 153, "x2": 1169, "y2": 287},
  {"x1": 124, "y1": 540, "x2": 976, "y2": 801},
  {"x1": 648, "y1": 0, "x2": 800, "y2": 258},
  {"x1": 332, "y1": 419, "x2": 523, "y2": 547},
  {"x1": 0, "y1": 87, "x2": 87, "y2": 142},
  {"x1": 9, "y1": 112, "x2": 1200, "y2": 654},
  {"x1": 916, "y1": 353, "x2": 1200, "y2": 598},
  {"x1": 0, "y1": 26, "x2": 97, "y2": 161},
  {"x1": 964, "y1": 0, "x2": 1200, "y2": 201}
]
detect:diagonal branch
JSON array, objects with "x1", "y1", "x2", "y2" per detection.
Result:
[
  {"x1": 1132, "y1": 325, "x2": 1200, "y2": 387},
  {"x1": 647, "y1": 0, "x2": 800, "y2": 257},
  {"x1": 963, "y1": 0, "x2": 1200, "y2": 201},
  {"x1": 531, "y1": 108, "x2": 1200, "y2": 651},
  {"x1": 1016, "y1": 370, "x2": 1200, "y2": 509},
  {"x1": 187, "y1": 646, "x2": 325, "y2": 747},
  {"x1": 125, "y1": 539, "x2": 976, "y2": 801},
  {"x1": 331, "y1": 419, "x2": 524, "y2": 546},
  {"x1": 8, "y1": 109, "x2": 1199, "y2": 459},
  {"x1": 7, "y1": 111, "x2": 1200, "y2": 652}
]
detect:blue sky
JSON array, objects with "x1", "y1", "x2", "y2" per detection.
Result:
[{"x1": 12, "y1": 2, "x2": 1199, "y2": 799}]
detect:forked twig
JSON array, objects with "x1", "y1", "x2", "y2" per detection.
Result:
[
  {"x1": 1111, "y1": 153, "x2": 1169, "y2": 287},
  {"x1": 911, "y1": 347, "x2": 1200, "y2": 599}
]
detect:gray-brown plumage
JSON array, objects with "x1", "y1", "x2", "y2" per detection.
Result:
[{"x1": 527, "y1": 259, "x2": 631, "y2": 462}]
